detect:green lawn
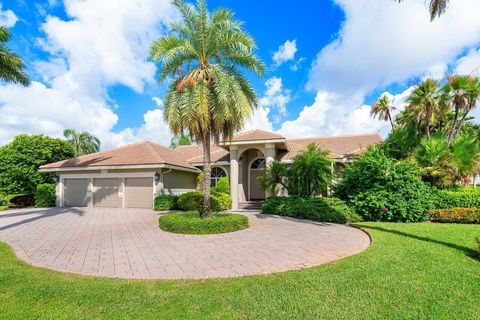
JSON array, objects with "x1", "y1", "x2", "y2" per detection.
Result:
[{"x1": 0, "y1": 223, "x2": 479, "y2": 319}]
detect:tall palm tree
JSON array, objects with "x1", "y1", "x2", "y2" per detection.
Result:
[
  {"x1": 0, "y1": 26, "x2": 29, "y2": 86},
  {"x1": 63, "y1": 129, "x2": 101, "y2": 156},
  {"x1": 407, "y1": 78, "x2": 443, "y2": 140},
  {"x1": 371, "y1": 95, "x2": 396, "y2": 131},
  {"x1": 150, "y1": 0, "x2": 265, "y2": 217},
  {"x1": 453, "y1": 76, "x2": 480, "y2": 139},
  {"x1": 444, "y1": 75, "x2": 469, "y2": 142},
  {"x1": 397, "y1": 0, "x2": 449, "y2": 20}
]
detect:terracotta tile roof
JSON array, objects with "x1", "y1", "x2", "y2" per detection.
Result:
[
  {"x1": 277, "y1": 133, "x2": 382, "y2": 160},
  {"x1": 176, "y1": 144, "x2": 230, "y2": 164},
  {"x1": 230, "y1": 129, "x2": 285, "y2": 142},
  {"x1": 40, "y1": 141, "x2": 197, "y2": 170}
]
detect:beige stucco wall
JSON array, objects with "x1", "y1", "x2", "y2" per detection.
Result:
[{"x1": 162, "y1": 169, "x2": 198, "y2": 190}]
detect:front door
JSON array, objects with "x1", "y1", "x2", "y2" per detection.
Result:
[{"x1": 249, "y1": 158, "x2": 266, "y2": 200}]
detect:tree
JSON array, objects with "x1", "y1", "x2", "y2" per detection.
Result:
[
  {"x1": 170, "y1": 134, "x2": 191, "y2": 148},
  {"x1": 0, "y1": 26, "x2": 29, "y2": 86},
  {"x1": 259, "y1": 144, "x2": 332, "y2": 197},
  {"x1": 449, "y1": 76, "x2": 480, "y2": 142},
  {"x1": 0, "y1": 134, "x2": 74, "y2": 194},
  {"x1": 396, "y1": 0, "x2": 449, "y2": 21},
  {"x1": 63, "y1": 129, "x2": 101, "y2": 156},
  {"x1": 406, "y1": 78, "x2": 443, "y2": 140},
  {"x1": 150, "y1": 0, "x2": 265, "y2": 217},
  {"x1": 371, "y1": 95, "x2": 396, "y2": 131}
]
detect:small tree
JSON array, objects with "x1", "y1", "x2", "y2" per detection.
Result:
[
  {"x1": 0, "y1": 134, "x2": 74, "y2": 194},
  {"x1": 259, "y1": 144, "x2": 332, "y2": 197},
  {"x1": 63, "y1": 129, "x2": 101, "y2": 156}
]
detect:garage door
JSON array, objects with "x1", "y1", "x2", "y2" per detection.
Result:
[
  {"x1": 125, "y1": 177, "x2": 153, "y2": 208},
  {"x1": 93, "y1": 178, "x2": 121, "y2": 207},
  {"x1": 65, "y1": 178, "x2": 89, "y2": 207}
]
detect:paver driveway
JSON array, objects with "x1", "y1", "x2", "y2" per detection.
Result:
[{"x1": 0, "y1": 207, "x2": 369, "y2": 279}]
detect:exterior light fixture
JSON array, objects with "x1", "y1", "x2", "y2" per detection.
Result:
[{"x1": 154, "y1": 172, "x2": 160, "y2": 181}]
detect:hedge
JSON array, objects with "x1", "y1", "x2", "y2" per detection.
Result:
[
  {"x1": 177, "y1": 191, "x2": 231, "y2": 213},
  {"x1": 434, "y1": 188, "x2": 480, "y2": 209},
  {"x1": 159, "y1": 211, "x2": 248, "y2": 234},
  {"x1": 34, "y1": 184, "x2": 56, "y2": 208},
  {"x1": 261, "y1": 196, "x2": 361, "y2": 224},
  {"x1": 154, "y1": 195, "x2": 178, "y2": 211},
  {"x1": 427, "y1": 208, "x2": 480, "y2": 224}
]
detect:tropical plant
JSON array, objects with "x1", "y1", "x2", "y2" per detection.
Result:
[
  {"x1": 170, "y1": 134, "x2": 191, "y2": 148},
  {"x1": 289, "y1": 144, "x2": 333, "y2": 197},
  {"x1": 396, "y1": 0, "x2": 449, "y2": 21},
  {"x1": 150, "y1": 0, "x2": 265, "y2": 217},
  {"x1": 63, "y1": 129, "x2": 101, "y2": 156},
  {"x1": 0, "y1": 134, "x2": 74, "y2": 194},
  {"x1": 0, "y1": 26, "x2": 29, "y2": 86},
  {"x1": 371, "y1": 95, "x2": 396, "y2": 131},
  {"x1": 406, "y1": 78, "x2": 443, "y2": 140},
  {"x1": 259, "y1": 144, "x2": 332, "y2": 197},
  {"x1": 448, "y1": 76, "x2": 480, "y2": 142}
]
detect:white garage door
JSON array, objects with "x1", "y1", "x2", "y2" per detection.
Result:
[
  {"x1": 93, "y1": 178, "x2": 121, "y2": 207},
  {"x1": 65, "y1": 178, "x2": 89, "y2": 207},
  {"x1": 125, "y1": 177, "x2": 153, "y2": 208}
]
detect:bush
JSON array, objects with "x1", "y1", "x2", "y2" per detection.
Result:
[
  {"x1": 212, "y1": 176, "x2": 230, "y2": 194},
  {"x1": 426, "y1": 208, "x2": 480, "y2": 224},
  {"x1": 9, "y1": 194, "x2": 35, "y2": 208},
  {"x1": 159, "y1": 211, "x2": 249, "y2": 234},
  {"x1": 261, "y1": 196, "x2": 361, "y2": 224},
  {"x1": 434, "y1": 188, "x2": 480, "y2": 209},
  {"x1": 154, "y1": 195, "x2": 178, "y2": 211},
  {"x1": 177, "y1": 191, "x2": 231, "y2": 213},
  {"x1": 334, "y1": 147, "x2": 435, "y2": 222},
  {"x1": 34, "y1": 184, "x2": 56, "y2": 208}
]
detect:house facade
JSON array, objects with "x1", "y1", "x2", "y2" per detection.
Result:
[{"x1": 39, "y1": 130, "x2": 382, "y2": 209}]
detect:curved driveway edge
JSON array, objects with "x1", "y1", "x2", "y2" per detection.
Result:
[{"x1": 0, "y1": 207, "x2": 370, "y2": 279}]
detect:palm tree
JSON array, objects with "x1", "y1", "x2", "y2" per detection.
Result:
[
  {"x1": 63, "y1": 129, "x2": 101, "y2": 156},
  {"x1": 0, "y1": 26, "x2": 29, "y2": 86},
  {"x1": 371, "y1": 95, "x2": 396, "y2": 131},
  {"x1": 150, "y1": 0, "x2": 265, "y2": 217},
  {"x1": 453, "y1": 76, "x2": 480, "y2": 140},
  {"x1": 170, "y1": 134, "x2": 191, "y2": 148},
  {"x1": 444, "y1": 75, "x2": 469, "y2": 142},
  {"x1": 396, "y1": 0, "x2": 449, "y2": 20},
  {"x1": 407, "y1": 78, "x2": 443, "y2": 140}
]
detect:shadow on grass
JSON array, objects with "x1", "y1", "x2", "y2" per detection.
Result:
[{"x1": 359, "y1": 224, "x2": 478, "y2": 258}]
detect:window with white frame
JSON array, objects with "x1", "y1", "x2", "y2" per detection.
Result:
[{"x1": 211, "y1": 167, "x2": 227, "y2": 187}]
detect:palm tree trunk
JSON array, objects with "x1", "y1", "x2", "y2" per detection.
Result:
[
  {"x1": 387, "y1": 110, "x2": 395, "y2": 131},
  {"x1": 202, "y1": 133, "x2": 212, "y2": 218},
  {"x1": 448, "y1": 106, "x2": 459, "y2": 144},
  {"x1": 425, "y1": 107, "x2": 432, "y2": 140}
]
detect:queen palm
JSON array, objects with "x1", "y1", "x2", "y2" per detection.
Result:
[
  {"x1": 407, "y1": 78, "x2": 443, "y2": 140},
  {"x1": 150, "y1": 0, "x2": 265, "y2": 217},
  {"x1": 63, "y1": 129, "x2": 101, "y2": 156},
  {"x1": 0, "y1": 26, "x2": 29, "y2": 86},
  {"x1": 397, "y1": 0, "x2": 449, "y2": 20},
  {"x1": 371, "y1": 95, "x2": 396, "y2": 131}
]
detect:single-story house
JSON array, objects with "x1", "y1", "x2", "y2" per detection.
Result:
[{"x1": 39, "y1": 129, "x2": 382, "y2": 209}]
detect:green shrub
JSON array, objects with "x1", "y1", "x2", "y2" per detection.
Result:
[
  {"x1": 159, "y1": 211, "x2": 248, "y2": 234},
  {"x1": 261, "y1": 196, "x2": 361, "y2": 224},
  {"x1": 154, "y1": 195, "x2": 178, "y2": 211},
  {"x1": 434, "y1": 188, "x2": 480, "y2": 209},
  {"x1": 34, "y1": 184, "x2": 56, "y2": 208},
  {"x1": 177, "y1": 191, "x2": 231, "y2": 213},
  {"x1": 10, "y1": 194, "x2": 35, "y2": 208},
  {"x1": 212, "y1": 176, "x2": 230, "y2": 194},
  {"x1": 334, "y1": 147, "x2": 435, "y2": 222},
  {"x1": 426, "y1": 208, "x2": 480, "y2": 224}
]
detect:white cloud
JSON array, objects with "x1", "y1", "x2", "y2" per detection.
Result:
[
  {"x1": 307, "y1": 0, "x2": 480, "y2": 96},
  {"x1": 0, "y1": 5, "x2": 18, "y2": 27},
  {"x1": 152, "y1": 97, "x2": 164, "y2": 108},
  {"x1": 243, "y1": 107, "x2": 273, "y2": 133},
  {"x1": 455, "y1": 48, "x2": 480, "y2": 76},
  {"x1": 259, "y1": 77, "x2": 291, "y2": 116},
  {"x1": 272, "y1": 39, "x2": 297, "y2": 67},
  {"x1": 0, "y1": 0, "x2": 178, "y2": 149}
]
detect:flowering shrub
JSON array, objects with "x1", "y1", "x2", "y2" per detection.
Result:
[{"x1": 427, "y1": 208, "x2": 480, "y2": 224}]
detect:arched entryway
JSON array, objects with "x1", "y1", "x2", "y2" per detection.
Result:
[{"x1": 248, "y1": 157, "x2": 266, "y2": 200}]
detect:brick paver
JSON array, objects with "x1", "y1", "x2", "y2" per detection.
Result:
[{"x1": 0, "y1": 207, "x2": 370, "y2": 279}]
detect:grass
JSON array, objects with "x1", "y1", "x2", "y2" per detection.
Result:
[
  {"x1": 0, "y1": 223, "x2": 479, "y2": 319},
  {"x1": 0, "y1": 206, "x2": 7, "y2": 211},
  {"x1": 159, "y1": 211, "x2": 249, "y2": 234}
]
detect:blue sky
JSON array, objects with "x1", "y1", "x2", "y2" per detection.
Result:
[{"x1": 1, "y1": 0, "x2": 480, "y2": 149}]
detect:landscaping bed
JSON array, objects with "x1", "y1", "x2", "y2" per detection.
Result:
[
  {"x1": 427, "y1": 208, "x2": 480, "y2": 224},
  {"x1": 159, "y1": 211, "x2": 248, "y2": 234}
]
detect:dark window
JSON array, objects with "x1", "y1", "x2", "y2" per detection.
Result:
[{"x1": 250, "y1": 158, "x2": 266, "y2": 169}]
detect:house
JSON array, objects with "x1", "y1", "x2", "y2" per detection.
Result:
[{"x1": 39, "y1": 129, "x2": 382, "y2": 209}]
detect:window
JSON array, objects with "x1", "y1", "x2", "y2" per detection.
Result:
[
  {"x1": 211, "y1": 167, "x2": 227, "y2": 187},
  {"x1": 250, "y1": 158, "x2": 266, "y2": 169}
]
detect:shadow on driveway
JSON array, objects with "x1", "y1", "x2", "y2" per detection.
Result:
[{"x1": 0, "y1": 207, "x2": 84, "y2": 232}]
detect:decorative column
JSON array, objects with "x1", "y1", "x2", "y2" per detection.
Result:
[
  {"x1": 265, "y1": 143, "x2": 276, "y2": 198},
  {"x1": 230, "y1": 146, "x2": 239, "y2": 210},
  {"x1": 58, "y1": 176, "x2": 64, "y2": 207}
]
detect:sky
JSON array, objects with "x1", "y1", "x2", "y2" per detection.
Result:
[{"x1": 0, "y1": 0, "x2": 480, "y2": 149}]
